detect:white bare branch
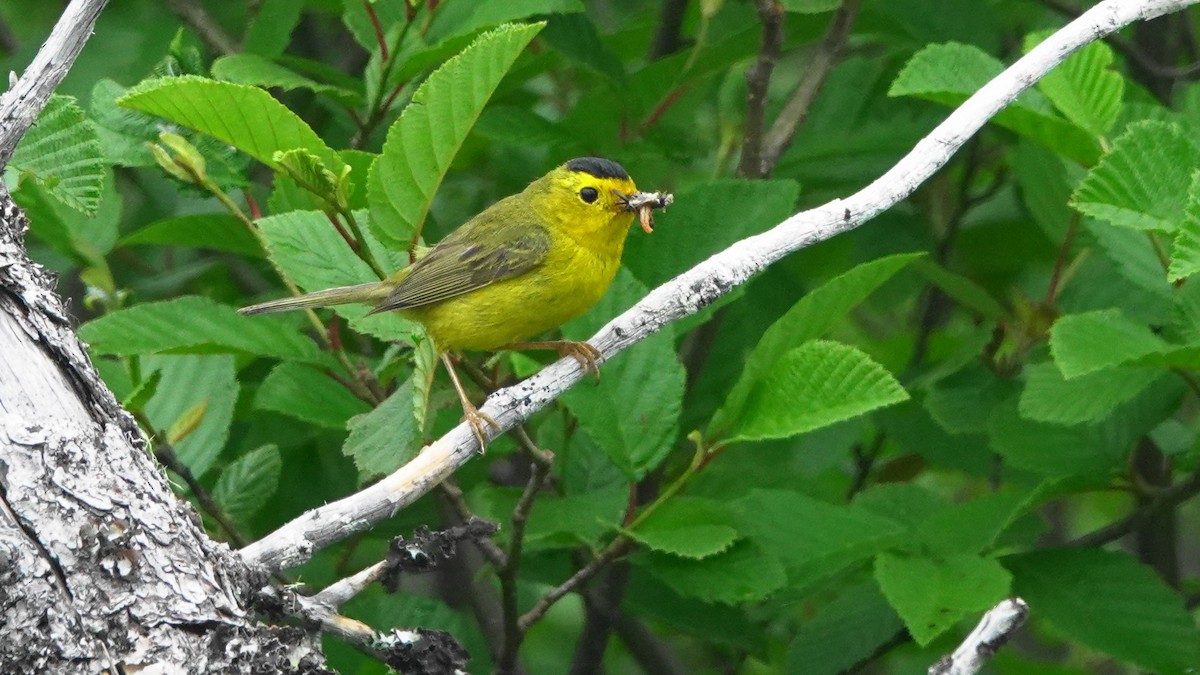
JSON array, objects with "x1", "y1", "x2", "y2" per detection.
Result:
[
  {"x1": 240, "y1": 0, "x2": 1199, "y2": 572},
  {"x1": 0, "y1": 0, "x2": 109, "y2": 165},
  {"x1": 928, "y1": 598, "x2": 1030, "y2": 675}
]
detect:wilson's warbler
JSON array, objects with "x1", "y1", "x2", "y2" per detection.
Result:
[{"x1": 240, "y1": 157, "x2": 673, "y2": 447}]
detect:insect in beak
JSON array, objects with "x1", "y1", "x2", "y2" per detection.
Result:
[{"x1": 615, "y1": 190, "x2": 674, "y2": 233}]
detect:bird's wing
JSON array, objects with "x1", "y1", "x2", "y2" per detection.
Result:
[{"x1": 372, "y1": 220, "x2": 552, "y2": 312}]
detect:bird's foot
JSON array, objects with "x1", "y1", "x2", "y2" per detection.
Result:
[
  {"x1": 462, "y1": 400, "x2": 500, "y2": 452},
  {"x1": 557, "y1": 340, "x2": 603, "y2": 379}
]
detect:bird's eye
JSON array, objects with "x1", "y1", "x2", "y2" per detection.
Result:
[{"x1": 579, "y1": 187, "x2": 599, "y2": 204}]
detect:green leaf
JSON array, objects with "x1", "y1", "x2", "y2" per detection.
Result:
[
  {"x1": 244, "y1": 0, "x2": 304, "y2": 57},
  {"x1": 213, "y1": 444, "x2": 282, "y2": 524},
  {"x1": 522, "y1": 488, "x2": 627, "y2": 550},
  {"x1": 1014, "y1": 141, "x2": 1076, "y2": 242},
  {"x1": 726, "y1": 340, "x2": 908, "y2": 443},
  {"x1": 78, "y1": 296, "x2": 323, "y2": 362},
  {"x1": 367, "y1": 22, "x2": 543, "y2": 246},
  {"x1": 118, "y1": 75, "x2": 342, "y2": 171},
  {"x1": 990, "y1": 380, "x2": 1184, "y2": 477},
  {"x1": 924, "y1": 364, "x2": 1017, "y2": 435},
  {"x1": 639, "y1": 541, "x2": 787, "y2": 605},
  {"x1": 1071, "y1": 121, "x2": 1200, "y2": 232},
  {"x1": 733, "y1": 489, "x2": 906, "y2": 589},
  {"x1": 144, "y1": 355, "x2": 238, "y2": 476},
  {"x1": 1019, "y1": 363, "x2": 1162, "y2": 425},
  {"x1": 119, "y1": 213, "x2": 262, "y2": 256},
  {"x1": 256, "y1": 210, "x2": 413, "y2": 341},
  {"x1": 343, "y1": 381, "x2": 422, "y2": 477},
  {"x1": 1083, "y1": 219, "x2": 1174, "y2": 302},
  {"x1": 212, "y1": 53, "x2": 363, "y2": 107},
  {"x1": 1168, "y1": 171, "x2": 1200, "y2": 282},
  {"x1": 13, "y1": 169, "x2": 121, "y2": 264},
  {"x1": 273, "y1": 148, "x2": 353, "y2": 213},
  {"x1": 1006, "y1": 548, "x2": 1200, "y2": 674},
  {"x1": 623, "y1": 179, "x2": 800, "y2": 289},
  {"x1": 10, "y1": 95, "x2": 106, "y2": 215},
  {"x1": 255, "y1": 362, "x2": 371, "y2": 429},
  {"x1": 786, "y1": 581, "x2": 904, "y2": 675},
  {"x1": 561, "y1": 271, "x2": 685, "y2": 478},
  {"x1": 1049, "y1": 309, "x2": 1168, "y2": 378},
  {"x1": 874, "y1": 552, "x2": 1011, "y2": 646},
  {"x1": 425, "y1": 1, "x2": 577, "y2": 43},
  {"x1": 781, "y1": 0, "x2": 840, "y2": 12},
  {"x1": 709, "y1": 253, "x2": 921, "y2": 438},
  {"x1": 1026, "y1": 31, "x2": 1123, "y2": 137},
  {"x1": 910, "y1": 258, "x2": 1006, "y2": 320},
  {"x1": 914, "y1": 488, "x2": 1032, "y2": 556},
  {"x1": 889, "y1": 42, "x2": 1100, "y2": 164},
  {"x1": 627, "y1": 497, "x2": 739, "y2": 559}
]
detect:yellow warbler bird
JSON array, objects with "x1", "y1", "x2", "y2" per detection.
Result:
[{"x1": 240, "y1": 157, "x2": 672, "y2": 447}]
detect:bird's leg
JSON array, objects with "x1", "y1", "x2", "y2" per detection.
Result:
[
  {"x1": 441, "y1": 353, "x2": 499, "y2": 450},
  {"x1": 502, "y1": 340, "x2": 603, "y2": 379}
]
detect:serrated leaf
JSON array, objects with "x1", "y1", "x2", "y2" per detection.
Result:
[
  {"x1": 78, "y1": 296, "x2": 324, "y2": 362},
  {"x1": 709, "y1": 253, "x2": 921, "y2": 438},
  {"x1": 118, "y1": 75, "x2": 342, "y2": 171},
  {"x1": 145, "y1": 355, "x2": 238, "y2": 476},
  {"x1": 255, "y1": 362, "x2": 371, "y2": 429},
  {"x1": 726, "y1": 340, "x2": 908, "y2": 443},
  {"x1": 120, "y1": 213, "x2": 263, "y2": 256},
  {"x1": 1168, "y1": 171, "x2": 1200, "y2": 281},
  {"x1": 213, "y1": 444, "x2": 282, "y2": 524},
  {"x1": 273, "y1": 148, "x2": 352, "y2": 213},
  {"x1": 1026, "y1": 31, "x2": 1122, "y2": 137},
  {"x1": 522, "y1": 488, "x2": 627, "y2": 550},
  {"x1": 1049, "y1": 309, "x2": 1168, "y2": 378},
  {"x1": 561, "y1": 271, "x2": 684, "y2": 479},
  {"x1": 212, "y1": 53, "x2": 363, "y2": 107},
  {"x1": 343, "y1": 380, "x2": 421, "y2": 477},
  {"x1": 1006, "y1": 548, "x2": 1200, "y2": 674},
  {"x1": 1071, "y1": 121, "x2": 1200, "y2": 232},
  {"x1": 889, "y1": 42, "x2": 1099, "y2": 164},
  {"x1": 786, "y1": 581, "x2": 904, "y2": 675},
  {"x1": 639, "y1": 541, "x2": 787, "y2": 605},
  {"x1": 734, "y1": 489, "x2": 906, "y2": 589},
  {"x1": 1019, "y1": 363, "x2": 1161, "y2": 425},
  {"x1": 628, "y1": 497, "x2": 739, "y2": 559},
  {"x1": 255, "y1": 210, "x2": 414, "y2": 341},
  {"x1": 122, "y1": 370, "x2": 163, "y2": 411},
  {"x1": 875, "y1": 553, "x2": 1011, "y2": 646},
  {"x1": 1014, "y1": 141, "x2": 1076, "y2": 242},
  {"x1": 10, "y1": 95, "x2": 106, "y2": 215},
  {"x1": 244, "y1": 0, "x2": 304, "y2": 57},
  {"x1": 367, "y1": 23, "x2": 543, "y2": 246},
  {"x1": 1084, "y1": 220, "x2": 1173, "y2": 301}
]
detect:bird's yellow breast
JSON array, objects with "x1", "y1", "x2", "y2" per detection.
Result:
[{"x1": 403, "y1": 214, "x2": 631, "y2": 352}]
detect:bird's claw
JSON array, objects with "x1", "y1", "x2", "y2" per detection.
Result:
[
  {"x1": 462, "y1": 402, "x2": 500, "y2": 452},
  {"x1": 559, "y1": 341, "x2": 603, "y2": 379}
]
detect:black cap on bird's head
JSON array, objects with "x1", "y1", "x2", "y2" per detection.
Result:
[{"x1": 565, "y1": 157, "x2": 630, "y2": 181}]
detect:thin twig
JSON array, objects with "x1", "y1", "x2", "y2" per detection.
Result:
[
  {"x1": 166, "y1": 0, "x2": 239, "y2": 55},
  {"x1": 1068, "y1": 467, "x2": 1200, "y2": 547},
  {"x1": 438, "y1": 480, "x2": 507, "y2": 568},
  {"x1": 647, "y1": 0, "x2": 690, "y2": 60},
  {"x1": 496, "y1": 437, "x2": 552, "y2": 673},
  {"x1": 314, "y1": 560, "x2": 388, "y2": 607},
  {"x1": 737, "y1": 0, "x2": 786, "y2": 179},
  {"x1": 517, "y1": 538, "x2": 633, "y2": 632},
  {"x1": 760, "y1": 0, "x2": 863, "y2": 174}
]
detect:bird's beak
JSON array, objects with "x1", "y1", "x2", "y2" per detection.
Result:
[{"x1": 614, "y1": 190, "x2": 674, "y2": 233}]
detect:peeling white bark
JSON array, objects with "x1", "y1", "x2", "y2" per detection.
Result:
[
  {"x1": 0, "y1": 188, "x2": 332, "y2": 672},
  {"x1": 242, "y1": 0, "x2": 1200, "y2": 573},
  {"x1": 928, "y1": 599, "x2": 1029, "y2": 675}
]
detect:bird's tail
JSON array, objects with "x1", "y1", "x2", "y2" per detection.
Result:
[{"x1": 238, "y1": 282, "x2": 392, "y2": 316}]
